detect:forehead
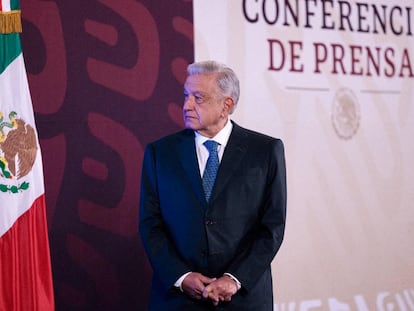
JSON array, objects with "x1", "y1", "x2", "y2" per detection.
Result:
[{"x1": 184, "y1": 73, "x2": 218, "y2": 92}]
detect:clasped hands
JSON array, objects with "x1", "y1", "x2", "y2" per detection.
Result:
[{"x1": 181, "y1": 272, "x2": 238, "y2": 306}]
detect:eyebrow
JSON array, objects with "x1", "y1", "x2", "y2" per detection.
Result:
[{"x1": 184, "y1": 89, "x2": 207, "y2": 96}]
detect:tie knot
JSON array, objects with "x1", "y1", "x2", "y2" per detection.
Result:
[{"x1": 204, "y1": 140, "x2": 219, "y2": 154}]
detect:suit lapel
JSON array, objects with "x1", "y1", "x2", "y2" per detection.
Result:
[
  {"x1": 210, "y1": 123, "x2": 248, "y2": 203},
  {"x1": 176, "y1": 130, "x2": 206, "y2": 206}
]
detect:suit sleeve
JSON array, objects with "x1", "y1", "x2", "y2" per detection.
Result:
[
  {"x1": 227, "y1": 138, "x2": 287, "y2": 292},
  {"x1": 138, "y1": 144, "x2": 190, "y2": 291}
]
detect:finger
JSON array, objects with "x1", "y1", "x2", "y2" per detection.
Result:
[
  {"x1": 223, "y1": 294, "x2": 232, "y2": 302},
  {"x1": 202, "y1": 286, "x2": 216, "y2": 300},
  {"x1": 207, "y1": 291, "x2": 220, "y2": 305},
  {"x1": 203, "y1": 283, "x2": 214, "y2": 295},
  {"x1": 202, "y1": 289, "x2": 209, "y2": 299},
  {"x1": 200, "y1": 276, "x2": 216, "y2": 284},
  {"x1": 212, "y1": 298, "x2": 219, "y2": 306}
]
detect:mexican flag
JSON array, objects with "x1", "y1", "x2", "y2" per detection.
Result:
[{"x1": 0, "y1": 1, "x2": 54, "y2": 310}]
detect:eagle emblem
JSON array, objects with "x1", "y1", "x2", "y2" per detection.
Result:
[
  {"x1": 332, "y1": 88, "x2": 360, "y2": 140},
  {"x1": 0, "y1": 111, "x2": 37, "y2": 193}
]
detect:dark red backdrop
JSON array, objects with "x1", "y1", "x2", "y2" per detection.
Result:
[{"x1": 20, "y1": 0, "x2": 193, "y2": 310}]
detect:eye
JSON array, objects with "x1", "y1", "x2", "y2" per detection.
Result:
[{"x1": 194, "y1": 93, "x2": 206, "y2": 104}]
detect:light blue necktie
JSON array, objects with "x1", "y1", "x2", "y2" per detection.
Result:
[{"x1": 202, "y1": 140, "x2": 219, "y2": 202}]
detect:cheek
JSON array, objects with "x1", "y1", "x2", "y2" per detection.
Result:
[{"x1": 193, "y1": 107, "x2": 203, "y2": 120}]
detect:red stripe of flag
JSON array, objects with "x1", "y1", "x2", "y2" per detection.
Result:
[{"x1": 0, "y1": 195, "x2": 55, "y2": 310}]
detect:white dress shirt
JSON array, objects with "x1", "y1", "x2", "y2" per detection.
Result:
[{"x1": 194, "y1": 119, "x2": 233, "y2": 176}]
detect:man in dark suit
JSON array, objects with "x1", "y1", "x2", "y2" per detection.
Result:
[{"x1": 139, "y1": 60, "x2": 287, "y2": 310}]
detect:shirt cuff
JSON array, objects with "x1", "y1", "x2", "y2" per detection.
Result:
[
  {"x1": 174, "y1": 272, "x2": 192, "y2": 292},
  {"x1": 224, "y1": 273, "x2": 241, "y2": 290}
]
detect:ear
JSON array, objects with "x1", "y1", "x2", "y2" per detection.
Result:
[{"x1": 223, "y1": 97, "x2": 235, "y2": 116}]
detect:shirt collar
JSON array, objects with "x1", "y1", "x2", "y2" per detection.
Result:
[{"x1": 195, "y1": 119, "x2": 233, "y2": 148}]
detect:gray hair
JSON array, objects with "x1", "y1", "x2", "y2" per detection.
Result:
[{"x1": 187, "y1": 60, "x2": 240, "y2": 111}]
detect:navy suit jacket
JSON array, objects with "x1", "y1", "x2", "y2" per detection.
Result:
[{"x1": 139, "y1": 122, "x2": 287, "y2": 311}]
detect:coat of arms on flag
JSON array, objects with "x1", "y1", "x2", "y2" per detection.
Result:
[
  {"x1": 1, "y1": 0, "x2": 55, "y2": 310},
  {"x1": 0, "y1": 110, "x2": 37, "y2": 193}
]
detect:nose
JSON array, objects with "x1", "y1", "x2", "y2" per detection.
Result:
[{"x1": 183, "y1": 95, "x2": 194, "y2": 110}]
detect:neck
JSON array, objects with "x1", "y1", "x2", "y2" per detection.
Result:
[{"x1": 197, "y1": 119, "x2": 229, "y2": 138}]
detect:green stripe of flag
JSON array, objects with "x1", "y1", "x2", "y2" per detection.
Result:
[
  {"x1": 10, "y1": 0, "x2": 21, "y2": 10},
  {"x1": 0, "y1": 33, "x2": 22, "y2": 74}
]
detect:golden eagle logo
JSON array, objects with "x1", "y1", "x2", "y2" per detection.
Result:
[{"x1": 332, "y1": 88, "x2": 360, "y2": 140}]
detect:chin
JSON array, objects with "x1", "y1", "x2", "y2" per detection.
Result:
[
  {"x1": 184, "y1": 123, "x2": 194, "y2": 130},
  {"x1": 184, "y1": 121, "x2": 198, "y2": 131}
]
